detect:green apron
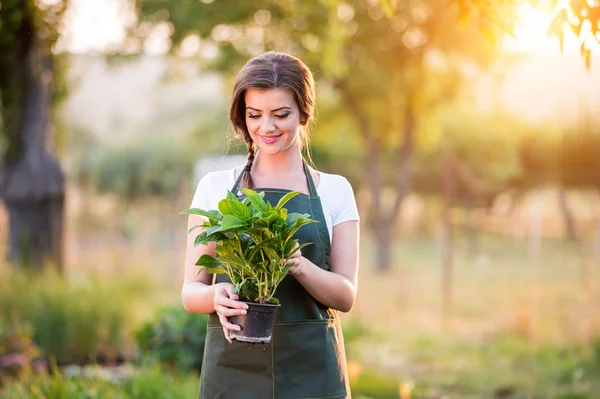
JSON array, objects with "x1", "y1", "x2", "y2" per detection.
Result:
[{"x1": 198, "y1": 162, "x2": 351, "y2": 399}]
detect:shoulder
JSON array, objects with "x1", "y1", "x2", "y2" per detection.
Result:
[
  {"x1": 198, "y1": 168, "x2": 237, "y2": 189},
  {"x1": 191, "y1": 166, "x2": 239, "y2": 209},
  {"x1": 317, "y1": 171, "x2": 354, "y2": 193},
  {"x1": 316, "y1": 170, "x2": 360, "y2": 225}
]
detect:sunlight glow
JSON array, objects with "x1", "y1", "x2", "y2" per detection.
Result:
[
  {"x1": 503, "y1": 4, "x2": 580, "y2": 55},
  {"x1": 56, "y1": 0, "x2": 129, "y2": 53}
]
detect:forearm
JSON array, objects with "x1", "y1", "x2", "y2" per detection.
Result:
[
  {"x1": 181, "y1": 281, "x2": 218, "y2": 314},
  {"x1": 294, "y1": 257, "x2": 356, "y2": 312}
]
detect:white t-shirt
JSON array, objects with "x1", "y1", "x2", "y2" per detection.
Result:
[{"x1": 190, "y1": 166, "x2": 360, "y2": 242}]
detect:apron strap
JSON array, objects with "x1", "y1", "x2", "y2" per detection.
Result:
[
  {"x1": 232, "y1": 160, "x2": 318, "y2": 196},
  {"x1": 231, "y1": 164, "x2": 249, "y2": 194},
  {"x1": 303, "y1": 161, "x2": 318, "y2": 196}
]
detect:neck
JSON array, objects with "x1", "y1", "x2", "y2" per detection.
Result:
[{"x1": 253, "y1": 147, "x2": 304, "y2": 175}]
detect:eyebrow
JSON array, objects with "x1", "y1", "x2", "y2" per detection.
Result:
[{"x1": 246, "y1": 106, "x2": 292, "y2": 112}]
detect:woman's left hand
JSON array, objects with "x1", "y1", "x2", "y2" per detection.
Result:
[{"x1": 286, "y1": 242, "x2": 304, "y2": 277}]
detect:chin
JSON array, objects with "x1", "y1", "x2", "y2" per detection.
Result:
[{"x1": 257, "y1": 146, "x2": 284, "y2": 155}]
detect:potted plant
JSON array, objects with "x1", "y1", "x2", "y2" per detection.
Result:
[{"x1": 181, "y1": 189, "x2": 318, "y2": 343}]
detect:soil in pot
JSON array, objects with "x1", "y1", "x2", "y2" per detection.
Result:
[{"x1": 229, "y1": 302, "x2": 281, "y2": 343}]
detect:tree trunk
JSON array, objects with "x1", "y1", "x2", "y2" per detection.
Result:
[
  {"x1": 373, "y1": 223, "x2": 393, "y2": 272},
  {"x1": 440, "y1": 156, "x2": 456, "y2": 330},
  {"x1": 558, "y1": 187, "x2": 578, "y2": 240},
  {"x1": 594, "y1": 219, "x2": 600, "y2": 260},
  {"x1": 0, "y1": 22, "x2": 65, "y2": 270},
  {"x1": 335, "y1": 82, "x2": 416, "y2": 272}
]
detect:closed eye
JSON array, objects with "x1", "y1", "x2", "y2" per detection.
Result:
[
  {"x1": 275, "y1": 113, "x2": 290, "y2": 119},
  {"x1": 248, "y1": 114, "x2": 261, "y2": 119}
]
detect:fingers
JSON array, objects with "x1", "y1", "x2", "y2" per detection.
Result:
[
  {"x1": 286, "y1": 258, "x2": 300, "y2": 267},
  {"x1": 216, "y1": 296, "x2": 248, "y2": 310},
  {"x1": 219, "y1": 314, "x2": 241, "y2": 333},
  {"x1": 223, "y1": 327, "x2": 233, "y2": 344},
  {"x1": 216, "y1": 304, "x2": 247, "y2": 317},
  {"x1": 223, "y1": 284, "x2": 238, "y2": 300}
]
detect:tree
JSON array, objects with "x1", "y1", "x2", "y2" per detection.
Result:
[
  {"x1": 0, "y1": 1, "x2": 69, "y2": 269},
  {"x1": 546, "y1": 0, "x2": 600, "y2": 68},
  {"x1": 133, "y1": 0, "x2": 509, "y2": 271}
]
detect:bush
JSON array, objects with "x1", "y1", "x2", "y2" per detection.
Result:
[
  {"x1": 135, "y1": 305, "x2": 208, "y2": 372},
  {"x1": 0, "y1": 268, "x2": 152, "y2": 365},
  {"x1": 72, "y1": 138, "x2": 195, "y2": 201}
]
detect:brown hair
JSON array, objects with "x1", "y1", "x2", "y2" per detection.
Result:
[{"x1": 229, "y1": 51, "x2": 316, "y2": 189}]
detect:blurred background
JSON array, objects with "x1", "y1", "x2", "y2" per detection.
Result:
[{"x1": 1, "y1": 0, "x2": 600, "y2": 398}]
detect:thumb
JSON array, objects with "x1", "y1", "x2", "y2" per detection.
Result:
[{"x1": 224, "y1": 284, "x2": 238, "y2": 299}]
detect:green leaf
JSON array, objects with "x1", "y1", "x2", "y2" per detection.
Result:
[
  {"x1": 266, "y1": 212, "x2": 281, "y2": 228},
  {"x1": 195, "y1": 254, "x2": 221, "y2": 268},
  {"x1": 286, "y1": 212, "x2": 312, "y2": 227},
  {"x1": 287, "y1": 242, "x2": 313, "y2": 259},
  {"x1": 205, "y1": 225, "x2": 222, "y2": 235},
  {"x1": 274, "y1": 191, "x2": 301, "y2": 211},
  {"x1": 180, "y1": 208, "x2": 222, "y2": 221},
  {"x1": 226, "y1": 190, "x2": 239, "y2": 202},
  {"x1": 194, "y1": 232, "x2": 211, "y2": 246},
  {"x1": 240, "y1": 188, "x2": 267, "y2": 212},
  {"x1": 187, "y1": 224, "x2": 202, "y2": 234},
  {"x1": 231, "y1": 199, "x2": 252, "y2": 220},
  {"x1": 218, "y1": 199, "x2": 234, "y2": 216},
  {"x1": 220, "y1": 215, "x2": 245, "y2": 231}
]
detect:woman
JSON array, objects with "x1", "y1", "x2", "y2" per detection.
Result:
[{"x1": 183, "y1": 51, "x2": 360, "y2": 399}]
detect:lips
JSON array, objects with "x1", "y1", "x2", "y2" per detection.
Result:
[{"x1": 261, "y1": 134, "x2": 282, "y2": 144}]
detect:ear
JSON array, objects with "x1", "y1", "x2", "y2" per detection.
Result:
[{"x1": 299, "y1": 118, "x2": 308, "y2": 126}]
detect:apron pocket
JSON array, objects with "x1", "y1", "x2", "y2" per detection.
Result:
[
  {"x1": 273, "y1": 320, "x2": 348, "y2": 399},
  {"x1": 200, "y1": 326, "x2": 273, "y2": 399}
]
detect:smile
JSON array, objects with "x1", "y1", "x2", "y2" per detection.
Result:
[{"x1": 260, "y1": 134, "x2": 282, "y2": 144}]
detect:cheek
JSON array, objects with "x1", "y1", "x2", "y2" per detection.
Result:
[{"x1": 245, "y1": 118, "x2": 260, "y2": 134}]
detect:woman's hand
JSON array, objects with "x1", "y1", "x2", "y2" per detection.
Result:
[
  {"x1": 213, "y1": 283, "x2": 248, "y2": 343},
  {"x1": 286, "y1": 242, "x2": 305, "y2": 277}
]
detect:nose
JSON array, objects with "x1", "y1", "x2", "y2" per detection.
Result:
[{"x1": 261, "y1": 116, "x2": 276, "y2": 133}]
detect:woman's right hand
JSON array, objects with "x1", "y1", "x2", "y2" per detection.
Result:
[{"x1": 213, "y1": 283, "x2": 248, "y2": 343}]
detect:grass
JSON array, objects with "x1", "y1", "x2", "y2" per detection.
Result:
[
  {"x1": 0, "y1": 360, "x2": 199, "y2": 399},
  {"x1": 353, "y1": 231, "x2": 599, "y2": 345},
  {"x1": 348, "y1": 334, "x2": 600, "y2": 398}
]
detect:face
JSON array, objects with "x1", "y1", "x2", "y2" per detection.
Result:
[{"x1": 244, "y1": 88, "x2": 303, "y2": 156}]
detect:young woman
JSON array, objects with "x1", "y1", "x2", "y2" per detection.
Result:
[{"x1": 183, "y1": 51, "x2": 360, "y2": 399}]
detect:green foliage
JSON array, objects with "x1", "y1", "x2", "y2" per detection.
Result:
[
  {"x1": 0, "y1": 319, "x2": 40, "y2": 383},
  {"x1": 0, "y1": 268, "x2": 152, "y2": 365},
  {"x1": 0, "y1": 370, "x2": 119, "y2": 399},
  {"x1": 349, "y1": 370, "x2": 399, "y2": 399},
  {"x1": 135, "y1": 305, "x2": 208, "y2": 373},
  {"x1": 119, "y1": 361, "x2": 199, "y2": 399},
  {"x1": 72, "y1": 138, "x2": 195, "y2": 201},
  {"x1": 182, "y1": 189, "x2": 318, "y2": 303},
  {"x1": 0, "y1": 360, "x2": 198, "y2": 399}
]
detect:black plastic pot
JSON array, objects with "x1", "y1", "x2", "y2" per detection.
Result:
[{"x1": 229, "y1": 301, "x2": 281, "y2": 343}]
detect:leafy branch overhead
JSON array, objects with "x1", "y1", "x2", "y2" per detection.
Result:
[{"x1": 181, "y1": 189, "x2": 318, "y2": 304}]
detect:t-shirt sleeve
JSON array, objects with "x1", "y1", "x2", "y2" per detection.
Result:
[
  {"x1": 332, "y1": 177, "x2": 360, "y2": 226},
  {"x1": 190, "y1": 173, "x2": 216, "y2": 212}
]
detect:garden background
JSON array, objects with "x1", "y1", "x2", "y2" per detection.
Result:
[{"x1": 2, "y1": 0, "x2": 600, "y2": 398}]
